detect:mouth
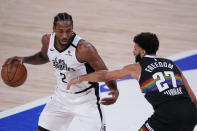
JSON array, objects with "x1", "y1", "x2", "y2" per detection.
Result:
[{"x1": 60, "y1": 39, "x2": 68, "y2": 45}]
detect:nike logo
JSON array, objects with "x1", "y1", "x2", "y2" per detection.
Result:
[
  {"x1": 50, "y1": 49, "x2": 55, "y2": 51},
  {"x1": 65, "y1": 53, "x2": 72, "y2": 56},
  {"x1": 65, "y1": 50, "x2": 72, "y2": 56}
]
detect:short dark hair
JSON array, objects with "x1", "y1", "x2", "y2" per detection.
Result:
[
  {"x1": 133, "y1": 32, "x2": 159, "y2": 54},
  {"x1": 53, "y1": 12, "x2": 73, "y2": 27}
]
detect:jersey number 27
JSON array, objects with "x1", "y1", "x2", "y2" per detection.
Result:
[{"x1": 152, "y1": 71, "x2": 177, "y2": 92}]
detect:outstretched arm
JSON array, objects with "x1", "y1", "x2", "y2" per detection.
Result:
[
  {"x1": 67, "y1": 64, "x2": 140, "y2": 90},
  {"x1": 78, "y1": 66, "x2": 134, "y2": 82},
  {"x1": 4, "y1": 34, "x2": 50, "y2": 65}
]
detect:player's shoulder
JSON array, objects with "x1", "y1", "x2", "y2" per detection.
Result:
[
  {"x1": 123, "y1": 63, "x2": 141, "y2": 80},
  {"x1": 77, "y1": 39, "x2": 96, "y2": 53},
  {"x1": 76, "y1": 39, "x2": 99, "y2": 62},
  {"x1": 78, "y1": 39, "x2": 93, "y2": 47}
]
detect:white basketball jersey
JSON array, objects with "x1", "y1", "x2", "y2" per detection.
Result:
[
  {"x1": 47, "y1": 32, "x2": 98, "y2": 98},
  {"x1": 40, "y1": 33, "x2": 105, "y2": 131}
]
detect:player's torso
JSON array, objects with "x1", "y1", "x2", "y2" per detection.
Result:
[
  {"x1": 139, "y1": 55, "x2": 190, "y2": 109},
  {"x1": 47, "y1": 32, "x2": 98, "y2": 100}
]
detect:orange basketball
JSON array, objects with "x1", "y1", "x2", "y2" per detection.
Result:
[{"x1": 1, "y1": 60, "x2": 27, "y2": 87}]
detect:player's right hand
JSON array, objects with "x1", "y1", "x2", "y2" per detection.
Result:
[{"x1": 4, "y1": 56, "x2": 24, "y2": 66}]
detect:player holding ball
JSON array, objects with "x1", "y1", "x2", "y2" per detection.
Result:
[{"x1": 2, "y1": 12, "x2": 119, "y2": 131}]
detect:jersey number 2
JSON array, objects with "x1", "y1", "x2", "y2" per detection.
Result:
[
  {"x1": 60, "y1": 73, "x2": 67, "y2": 83},
  {"x1": 152, "y1": 71, "x2": 177, "y2": 92}
]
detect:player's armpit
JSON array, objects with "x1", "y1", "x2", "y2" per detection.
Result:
[{"x1": 176, "y1": 65, "x2": 197, "y2": 107}]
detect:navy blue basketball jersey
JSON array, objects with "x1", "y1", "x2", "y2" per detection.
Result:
[{"x1": 138, "y1": 55, "x2": 190, "y2": 109}]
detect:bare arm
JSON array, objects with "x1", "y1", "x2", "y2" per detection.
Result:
[
  {"x1": 77, "y1": 40, "x2": 118, "y2": 90},
  {"x1": 67, "y1": 63, "x2": 141, "y2": 89},
  {"x1": 23, "y1": 34, "x2": 50, "y2": 65},
  {"x1": 76, "y1": 40, "x2": 119, "y2": 105},
  {"x1": 176, "y1": 65, "x2": 197, "y2": 107},
  {"x1": 5, "y1": 34, "x2": 50, "y2": 65},
  {"x1": 79, "y1": 64, "x2": 140, "y2": 82}
]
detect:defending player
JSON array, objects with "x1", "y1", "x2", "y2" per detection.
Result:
[{"x1": 67, "y1": 32, "x2": 197, "y2": 131}]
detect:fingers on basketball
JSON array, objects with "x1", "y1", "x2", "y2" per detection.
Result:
[{"x1": 1, "y1": 59, "x2": 27, "y2": 87}]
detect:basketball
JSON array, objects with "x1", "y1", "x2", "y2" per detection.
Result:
[{"x1": 1, "y1": 60, "x2": 27, "y2": 87}]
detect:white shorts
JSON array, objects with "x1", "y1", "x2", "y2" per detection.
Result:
[{"x1": 38, "y1": 87, "x2": 106, "y2": 131}]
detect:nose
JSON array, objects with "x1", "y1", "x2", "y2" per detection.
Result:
[{"x1": 62, "y1": 32, "x2": 68, "y2": 39}]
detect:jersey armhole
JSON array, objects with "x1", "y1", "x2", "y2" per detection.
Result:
[{"x1": 74, "y1": 39, "x2": 86, "y2": 64}]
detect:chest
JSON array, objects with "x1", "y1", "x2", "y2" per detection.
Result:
[{"x1": 48, "y1": 46, "x2": 82, "y2": 71}]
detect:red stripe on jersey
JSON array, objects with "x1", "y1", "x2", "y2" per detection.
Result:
[{"x1": 139, "y1": 125, "x2": 148, "y2": 131}]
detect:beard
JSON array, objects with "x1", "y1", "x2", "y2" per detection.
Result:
[{"x1": 135, "y1": 54, "x2": 142, "y2": 63}]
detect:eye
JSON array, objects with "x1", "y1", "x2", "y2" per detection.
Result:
[
  {"x1": 58, "y1": 30, "x2": 63, "y2": 33},
  {"x1": 66, "y1": 29, "x2": 72, "y2": 33}
]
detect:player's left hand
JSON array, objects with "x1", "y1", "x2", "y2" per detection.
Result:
[
  {"x1": 67, "y1": 77, "x2": 80, "y2": 90},
  {"x1": 100, "y1": 89, "x2": 119, "y2": 105}
]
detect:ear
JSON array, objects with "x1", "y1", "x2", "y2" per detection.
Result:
[{"x1": 140, "y1": 49, "x2": 146, "y2": 57}]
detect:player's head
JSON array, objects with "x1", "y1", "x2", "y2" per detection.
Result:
[
  {"x1": 133, "y1": 32, "x2": 159, "y2": 62},
  {"x1": 53, "y1": 12, "x2": 73, "y2": 46}
]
